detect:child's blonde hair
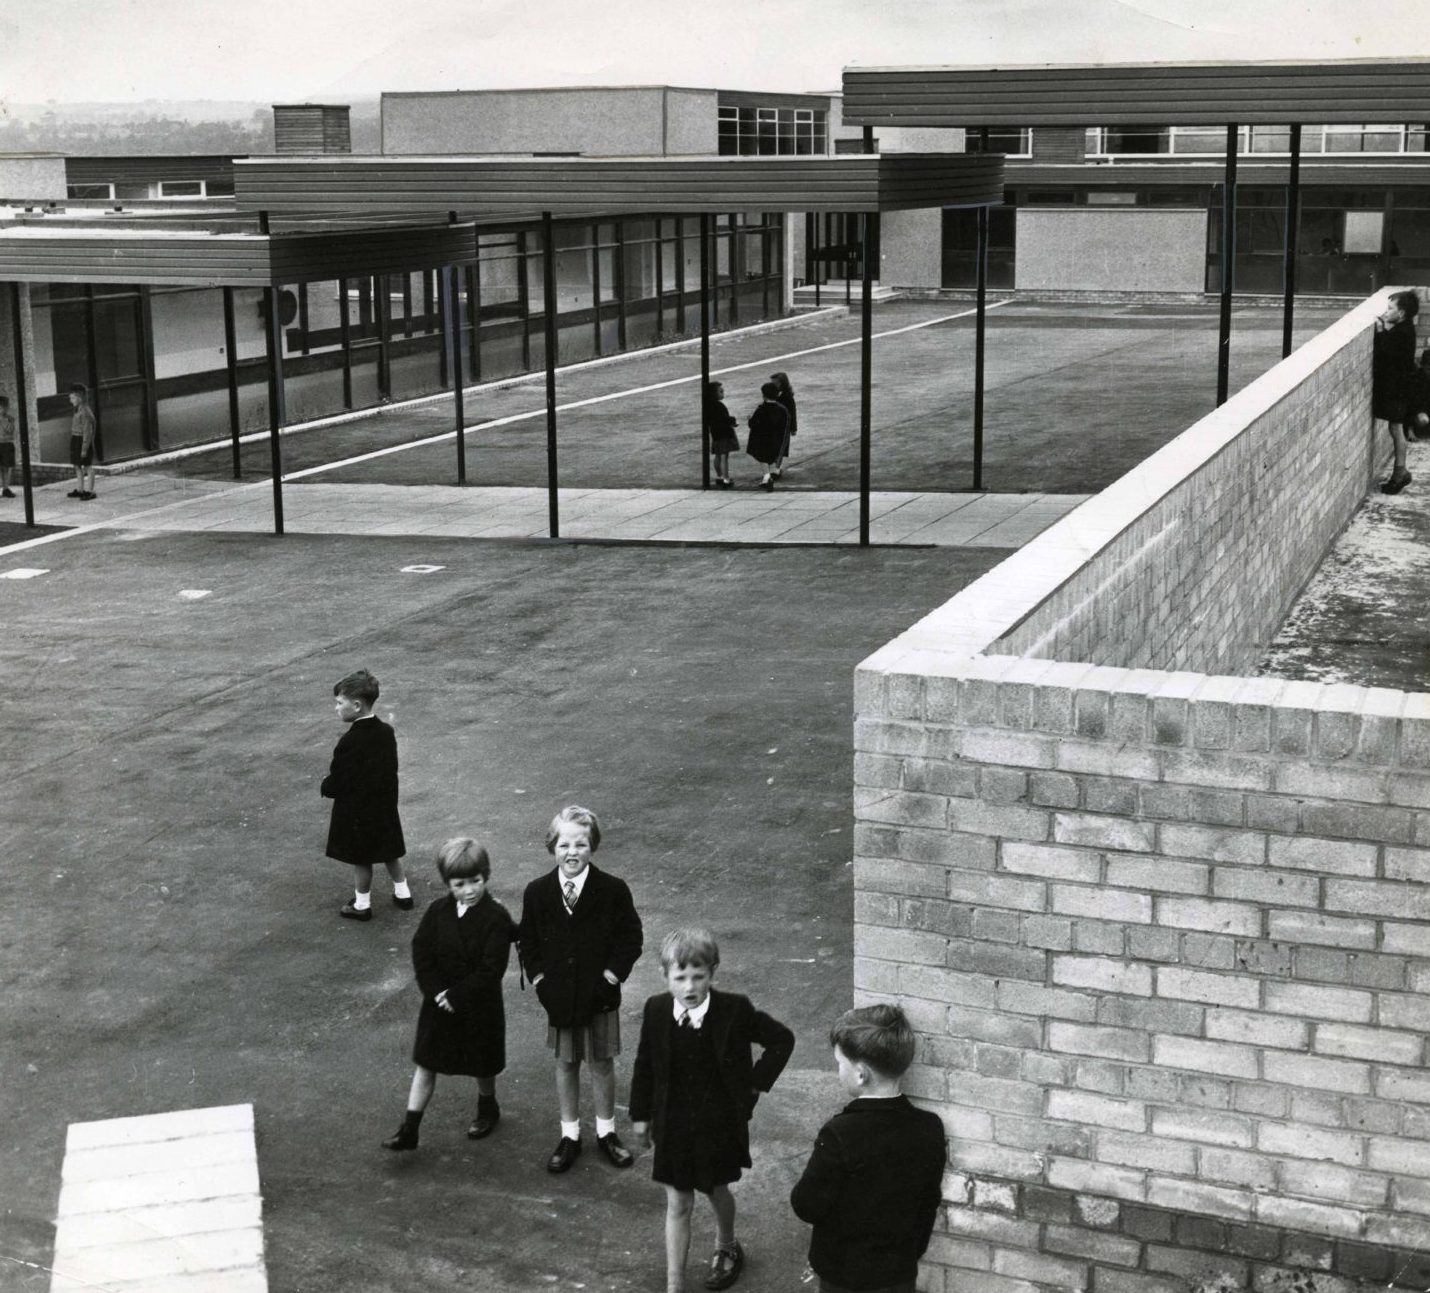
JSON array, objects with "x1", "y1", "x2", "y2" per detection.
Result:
[
  {"x1": 659, "y1": 927, "x2": 720, "y2": 972},
  {"x1": 435, "y1": 837, "x2": 490, "y2": 882},
  {"x1": 545, "y1": 804, "x2": 601, "y2": 852}
]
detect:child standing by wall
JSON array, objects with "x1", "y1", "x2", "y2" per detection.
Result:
[
  {"x1": 0, "y1": 393, "x2": 17, "y2": 499},
  {"x1": 630, "y1": 927, "x2": 794, "y2": 1293},
  {"x1": 790, "y1": 1004, "x2": 946, "y2": 1293},
  {"x1": 384, "y1": 837, "x2": 514, "y2": 1151},
  {"x1": 518, "y1": 805, "x2": 644, "y2": 1174},
  {"x1": 705, "y1": 380, "x2": 739, "y2": 489},
  {"x1": 67, "y1": 384, "x2": 96, "y2": 501},
  {"x1": 320, "y1": 669, "x2": 413, "y2": 921}
]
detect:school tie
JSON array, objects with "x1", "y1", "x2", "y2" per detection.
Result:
[
  {"x1": 563, "y1": 880, "x2": 578, "y2": 913},
  {"x1": 677, "y1": 1010, "x2": 690, "y2": 1028}
]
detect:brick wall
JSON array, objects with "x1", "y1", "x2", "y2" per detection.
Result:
[{"x1": 854, "y1": 292, "x2": 1430, "y2": 1291}]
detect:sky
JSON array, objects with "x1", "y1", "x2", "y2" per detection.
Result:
[{"x1": 2, "y1": 0, "x2": 1427, "y2": 106}]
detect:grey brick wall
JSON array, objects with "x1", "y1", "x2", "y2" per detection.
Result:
[{"x1": 853, "y1": 294, "x2": 1430, "y2": 1289}]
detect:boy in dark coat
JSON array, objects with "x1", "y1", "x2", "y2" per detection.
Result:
[
  {"x1": 320, "y1": 669, "x2": 411, "y2": 921},
  {"x1": 745, "y1": 382, "x2": 789, "y2": 492},
  {"x1": 1373, "y1": 289, "x2": 1420, "y2": 494},
  {"x1": 518, "y1": 805, "x2": 643, "y2": 1174},
  {"x1": 791, "y1": 1004, "x2": 946, "y2": 1293},
  {"x1": 384, "y1": 837, "x2": 514, "y2": 1151}
]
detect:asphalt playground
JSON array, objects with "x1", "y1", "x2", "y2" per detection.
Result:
[{"x1": 0, "y1": 296, "x2": 1355, "y2": 1293}]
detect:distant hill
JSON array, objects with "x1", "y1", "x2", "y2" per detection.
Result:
[{"x1": 0, "y1": 99, "x2": 380, "y2": 156}]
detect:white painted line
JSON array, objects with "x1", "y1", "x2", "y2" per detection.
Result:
[
  {"x1": 1, "y1": 566, "x2": 49, "y2": 579},
  {"x1": 177, "y1": 589, "x2": 212, "y2": 600},
  {"x1": 282, "y1": 301, "x2": 1014, "y2": 484},
  {"x1": 399, "y1": 564, "x2": 446, "y2": 574}
]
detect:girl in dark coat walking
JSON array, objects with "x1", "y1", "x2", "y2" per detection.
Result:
[
  {"x1": 1373, "y1": 290, "x2": 1420, "y2": 494},
  {"x1": 745, "y1": 382, "x2": 790, "y2": 492},
  {"x1": 769, "y1": 371, "x2": 797, "y2": 480},
  {"x1": 321, "y1": 669, "x2": 411, "y2": 921},
  {"x1": 630, "y1": 927, "x2": 794, "y2": 1293},
  {"x1": 383, "y1": 837, "x2": 514, "y2": 1151},
  {"x1": 705, "y1": 380, "x2": 739, "y2": 489}
]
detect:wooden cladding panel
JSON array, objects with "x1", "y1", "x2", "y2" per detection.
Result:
[
  {"x1": 842, "y1": 61, "x2": 1430, "y2": 126},
  {"x1": 65, "y1": 156, "x2": 236, "y2": 186},
  {"x1": 1003, "y1": 159, "x2": 1430, "y2": 188},
  {"x1": 268, "y1": 224, "x2": 473, "y2": 283},
  {"x1": 233, "y1": 154, "x2": 1004, "y2": 216},
  {"x1": 0, "y1": 236, "x2": 272, "y2": 285}
]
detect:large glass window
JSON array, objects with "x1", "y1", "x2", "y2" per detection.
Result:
[
  {"x1": 1090, "y1": 123, "x2": 1428, "y2": 157},
  {"x1": 965, "y1": 128, "x2": 1032, "y2": 157},
  {"x1": 718, "y1": 105, "x2": 826, "y2": 156},
  {"x1": 942, "y1": 204, "x2": 1016, "y2": 289}
]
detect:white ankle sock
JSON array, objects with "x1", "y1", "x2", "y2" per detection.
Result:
[
  {"x1": 352, "y1": 891, "x2": 371, "y2": 910},
  {"x1": 595, "y1": 1116, "x2": 617, "y2": 1138},
  {"x1": 561, "y1": 1119, "x2": 581, "y2": 1140},
  {"x1": 392, "y1": 879, "x2": 411, "y2": 899}
]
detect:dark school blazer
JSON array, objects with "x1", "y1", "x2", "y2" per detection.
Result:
[
  {"x1": 790, "y1": 1094, "x2": 946, "y2": 1291},
  {"x1": 516, "y1": 864, "x2": 643, "y2": 1029},
  {"x1": 628, "y1": 989, "x2": 795, "y2": 1150},
  {"x1": 320, "y1": 716, "x2": 406, "y2": 864}
]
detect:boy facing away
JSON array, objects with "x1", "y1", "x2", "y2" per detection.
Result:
[
  {"x1": 320, "y1": 669, "x2": 412, "y2": 921},
  {"x1": 790, "y1": 1004, "x2": 946, "y2": 1293}
]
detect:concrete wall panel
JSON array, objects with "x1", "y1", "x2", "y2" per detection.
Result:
[
  {"x1": 664, "y1": 88, "x2": 718, "y2": 155},
  {"x1": 1016, "y1": 208, "x2": 1207, "y2": 294},
  {"x1": 879, "y1": 207, "x2": 942, "y2": 290},
  {"x1": 0, "y1": 156, "x2": 67, "y2": 200}
]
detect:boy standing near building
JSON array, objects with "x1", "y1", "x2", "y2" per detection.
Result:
[
  {"x1": 790, "y1": 1004, "x2": 946, "y2": 1293},
  {"x1": 68, "y1": 384, "x2": 97, "y2": 500},
  {"x1": 0, "y1": 394, "x2": 18, "y2": 498}
]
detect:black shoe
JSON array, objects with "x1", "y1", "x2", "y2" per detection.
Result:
[
  {"x1": 760, "y1": 477, "x2": 774, "y2": 492},
  {"x1": 67, "y1": 489, "x2": 81, "y2": 498},
  {"x1": 467, "y1": 1102, "x2": 500, "y2": 1140},
  {"x1": 339, "y1": 901, "x2": 373, "y2": 921},
  {"x1": 382, "y1": 1124, "x2": 419, "y2": 1152},
  {"x1": 704, "y1": 1241, "x2": 744, "y2": 1291},
  {"x1": 393, "y1": 894, "x2": 415, "y2": 910},
  {"x1": 1, "y1": 489, "x2": 13, "y2": 499},
  {"x1": 596, "y1": 1131, "x2": 635, "y2": 1168},
  {"x1": 1382, "y1": 468, "x2": 1412, "y2": 495},
  {"x1": 546, "y1": 1135, "x2": 582, "y2": 1173},
  {"x1": 80, "y1": 491, "x2": 96, "y2": 501}
]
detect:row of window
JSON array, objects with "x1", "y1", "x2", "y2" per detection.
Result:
[
  {"x1": 717, "y1": 106, "x2": 827, "y2": 156},
  {"x1": 67, "y1": 179, "x2": 233, "y2": 200},
  {"x1": 1086, "y1": 124, "x2": 1430, "y2": 157}
]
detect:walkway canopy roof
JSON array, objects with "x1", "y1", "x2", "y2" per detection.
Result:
[
  {"x1": 0, "y1": 151, "x2": 1003, "y2": 288},
  {"x1": 230, "y1": 152, "x2": 1005, "y2": 218},
  {"x1": 841, "y1": 58, "x2": 1430, "y2": 127}
]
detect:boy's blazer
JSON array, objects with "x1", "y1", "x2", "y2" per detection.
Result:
[
  {"x1": 629, "y1": 989, "x2": 794, "y2": 1152},
  {"x1": 321, "y1": 716, "x2": 405, "y2": 864},
  {"x1": 517, "y1": 863, "x2": 642, "y2": 1029}
]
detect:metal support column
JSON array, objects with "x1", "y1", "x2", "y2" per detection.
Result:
[
  {"x1": 443, "y1": 265, "x2": 466, "y2": 484},
  {"x1": 337, "y1": 277, "x2": 353, "y2": 409},
  {"x1": 1217, "y1": 123, "x2": 1239, "y2": 406},
  {"x1": 222, "y1": 286, "x2": 242, "y2": 478},
  {"x1": 859, "y1": 212, "x2": 877, "y2": 547},
  {"x1": 9, "y1": 285, "x2": 35, "y2": 527},
  {"x1": 973, "y1": 129, "x2": 991, "y2": 491},
  {"x1": 700, "y1": 212, "x2": 712, "y2": 490},
  {"x1": 542, "y1": 212, "x2": 560, "y2": 538},
  {"x1": 263, "y1": 285, "x2": 287, "y2": 536},
  {"x1": 1282, "y1": 123, "x2": 1302, "y2": 359}
]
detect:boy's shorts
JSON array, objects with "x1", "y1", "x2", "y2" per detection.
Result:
[
  {"x1": 546, "y1": 1009, "x2": 620, "y2": 1063},
  {"x1": 70, "y1": 437, "x2": 92, "y2": 468},
  {"x1": 0, "y1": 443, "x2": 13, "y2": 470}
]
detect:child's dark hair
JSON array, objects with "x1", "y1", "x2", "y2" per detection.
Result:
[
  {"x1": 770, "y1": 371, "x2": 792, "y2": 394},
  {"x1": 830, "y1": 1003, "x2": 916, "y2": 1078},
  {"x1": 1392, "y1": 290, "x2": 1421, "y2": 321},
  {"x1": 69, "y1": 382, "x2": 88, "y2": 399},
  {"x1": 760, "y1": 380, "x2": 780, "y2": 400},
  {"x1": 545, "y1": 804, "x2": 601, "y2": 853},
  {"x1": 334, "y1": 669, "x2": 379, "y2": 705},
  {"x1": 435, "y1": 836, "x2": 491, "y2": 882},
  {"x1": 659, "y1": 926, "x2": 719, "y2": 972}
]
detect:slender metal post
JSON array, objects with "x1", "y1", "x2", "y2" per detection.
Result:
[
  {"x1": 973, "y1": 128, "x2": 991, "y2": 492},
  {"x1": 337, "y1": 276, "x2": 353, "y2": 409},
  {"x1": 9, "y1": 285, "x2": 35, "y2": 527},
  {"x1": 436, "y1": 270, "x2": 449, "y2": 389},
  {"x1": 1217, "y1": 123, "x2": 1239, "y2": 406},
  {"x1": 700, "y1": 212, "x2": 711, "y2": 489},
  {"x1": 376, "y1": 276, "x2": 392, "y2": 398},
  {"x1": 263, "y1": 285, "x2": 286, "y2": 536},
  {"x1": 542, "y1": 212, "x2": 560, "y2": 538},
  {"x1": 443, "y1": 265, "x2": 466, "y2": 484},
  {"x1": 859, "y1": 213, "x2": 876, "y2": 547},
  {"x1": 1282, "y1": 123, "x2": 1302, "y2": 359},
  {"x1": 222, "y1": 286, "x2": 241, "y2": 479}
]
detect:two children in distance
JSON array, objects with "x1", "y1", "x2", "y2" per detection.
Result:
[{"x1": 705, "y1": 371, "x2": 796, "y2": 491}]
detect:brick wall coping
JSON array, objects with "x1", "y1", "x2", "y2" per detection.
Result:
[{"x1": 858, "y1": 290, "x2": 1393, "y2": 691}]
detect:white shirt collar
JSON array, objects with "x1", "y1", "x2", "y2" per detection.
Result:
[
  {"x1": 456, "y1": 897, "x2": 479, "y2": 917},
  {"x1": 673, "y1": 995, "x2": 711, "y2": 1029},
  {"x1": 558, "y1": 864, "x2": 590, "y2": 904}
]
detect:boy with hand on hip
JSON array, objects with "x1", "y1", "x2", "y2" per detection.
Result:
[
  {"x1": 518, "y1": 805, "x2": 643, "y2": 1174},
  {"x1": 320, "y1": 669, "x2": 412, "y2": 921},
  {"x1": 790, "y1": 1004, "x2": 946, "y2": 1293}
]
